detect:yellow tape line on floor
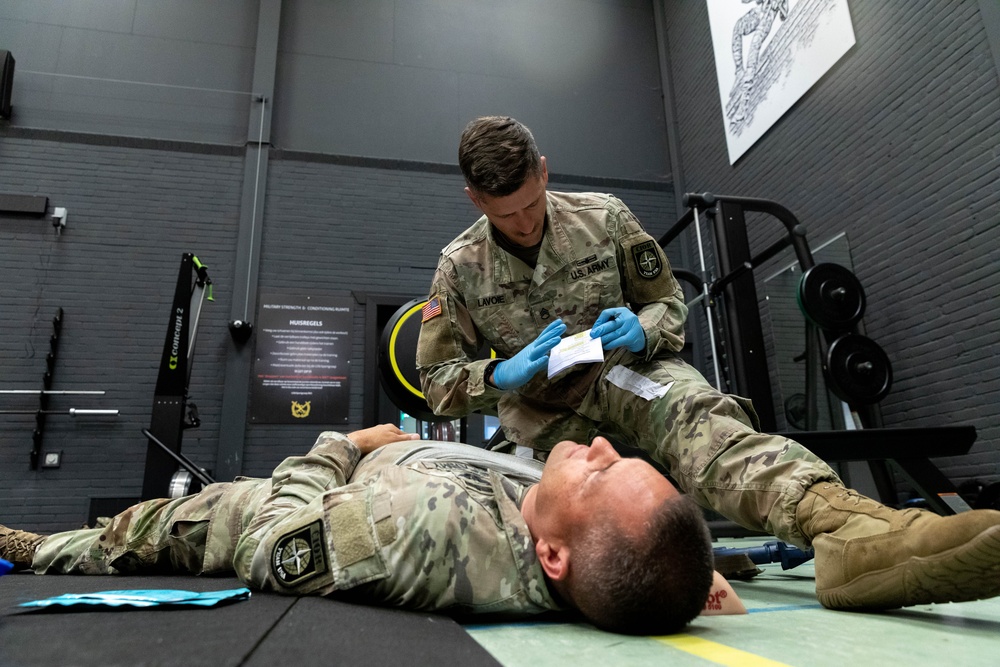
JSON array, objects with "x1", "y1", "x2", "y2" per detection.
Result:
[{"x1": 655, "y1": 634, "x2": 793, "y2": 667}]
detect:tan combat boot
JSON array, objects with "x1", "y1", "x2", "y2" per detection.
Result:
[
  {"x1": 0, "y1": 524, "x2": 46, "y2": 571},
  {"x1": 796, "y1": 483, "x2": 1000, "y2": 610}
]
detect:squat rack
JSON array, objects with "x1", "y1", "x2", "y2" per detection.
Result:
[{"x1": 660, "y1": 193, "x2": 975, "y2": 515}]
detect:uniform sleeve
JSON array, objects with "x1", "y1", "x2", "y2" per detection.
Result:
[
  {"x1": 416, "y1": 255, "x2": 505, "y2": 417},
  {"x1": 611, "y1": 198, "x2": 689, "y2": 358},
  {"x1": 232, "y1": 431, "x2": 363, "y2": 592}
]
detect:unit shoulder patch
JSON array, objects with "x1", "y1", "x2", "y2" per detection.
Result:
[
  {"x1": 272, "y1": 519, "x2": 328, "y2": 587},
  {"x1": 631, "y1": 240, "x2": 662, "y2": 279}
]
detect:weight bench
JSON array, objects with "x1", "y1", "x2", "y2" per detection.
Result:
[{"x1": 781, "y1": 425, "x2": 977, "y2": 515}]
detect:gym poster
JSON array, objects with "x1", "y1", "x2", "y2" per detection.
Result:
[{"x1": 250, "y1": 293, "x2": 353, "y2": 424}]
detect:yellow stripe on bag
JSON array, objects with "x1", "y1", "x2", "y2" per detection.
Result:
[{"x1": 654, "y1": 634, "x2": 793, "y2": 667}]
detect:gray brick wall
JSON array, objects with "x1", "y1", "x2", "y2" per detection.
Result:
[
  {"x1": 0, "y1": 134, "x2": 675, "y2": 529},
  {"x1": 661, "y1": 0, "x2": 1000, "y2": 490},
  {"x1": 4, "y1": 0, "x2": 998, "y2": 532},
  {"x1": 239, "y1": 157, "x2": 677, "y2": 477},
  {"x1": 0, "y1": 134, "x2": 244, "y2": 531}
]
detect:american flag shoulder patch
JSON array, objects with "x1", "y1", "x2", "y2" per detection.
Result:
[{"x1": 421, "y1": 297, "x2": 442, "y2": 322}]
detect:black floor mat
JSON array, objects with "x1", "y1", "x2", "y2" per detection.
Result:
[{"x1": 0, "y1": 573, "x2": 501, "y2": 667}]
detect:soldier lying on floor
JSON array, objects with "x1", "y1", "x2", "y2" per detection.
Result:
[{"x1": 1, "y1": 424, "x2": 722, "y2": 635}]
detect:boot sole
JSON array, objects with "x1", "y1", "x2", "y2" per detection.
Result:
[{"x1": 817, "y1": 524, "x2": 1000, "y2": 610}]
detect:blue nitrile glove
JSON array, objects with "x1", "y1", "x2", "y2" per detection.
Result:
[
  {"x1": 492, "y1": 319, "x2": 567, "y2": 390},
  {"x1": 590, "y1": 307, "x2": 646, "y2": 353}
]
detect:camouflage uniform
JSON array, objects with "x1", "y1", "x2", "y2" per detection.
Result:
[
  {"x1": 31, "y1": 433, "x2": 559, "y2": 617},
  {"x1": 417, "y1": 191, "x2": 840, "y2": 547}
]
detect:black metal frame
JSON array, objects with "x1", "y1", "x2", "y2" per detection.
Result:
[
  {"x1": 661, "y1": 193, "x2": 975, "y2": 515},
  {"x1": 28, "y1": 309, "x2": 63, "y2": 469},
  {"x1": 141, "y1": 253, "x2": 212, "y2": 500}
]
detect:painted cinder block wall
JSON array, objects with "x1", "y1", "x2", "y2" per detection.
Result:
[
  {"x1": 2, "y1": 0, "x2": 998, "y2": 530},
  {"x1": 659, "y1": 0, "x2": 1000, "y2": 489}
]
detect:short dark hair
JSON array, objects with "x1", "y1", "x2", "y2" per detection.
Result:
[
  {"x1": 458, "y1": 116, "x2": 542, "y2": 197},
  {"x1": 568, "y1": 495, "x2": 714, "y2": 635}
]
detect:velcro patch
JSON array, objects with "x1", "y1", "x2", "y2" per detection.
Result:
[
  {"x1": 272, "y1": 520, "x2": 327, "y2": 587},
  {"x1": 631, "y1": 240, "x2": 662, "y2": 278},
  {"x1": 329, "y1": 500, "x2": 376, "y2": 568}
]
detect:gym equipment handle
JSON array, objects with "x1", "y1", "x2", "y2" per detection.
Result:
[
  {"x1": 682, "y1": 192, "x2": 717, "y2": 208},
  {"x1": 0, "y1": 390, "x2": 106, "y2": 395},
  {"x1": 142, "y1": 428, "x2": 216, "y2": 487}
]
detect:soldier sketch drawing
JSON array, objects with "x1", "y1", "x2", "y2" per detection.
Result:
[{"x1": 707, "y1": 0, "x2": 856, "y2": 163}]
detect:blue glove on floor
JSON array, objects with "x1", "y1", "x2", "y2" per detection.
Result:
[
  {"x1": 590, "y1": 307, "x2": 646, "y2": 354},
  {"x1": 492, "y1": 319, "x2": 567, "y2": 390}
]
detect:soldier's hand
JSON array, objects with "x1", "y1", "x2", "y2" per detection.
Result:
[
  {"x1": 492, "y1": 319, "x2": 567, "y2": 390},
  {"x1": 348, "y1": 423, "x2": 420, "y2": 455},
  {"x1": 591, "y1": 307, "x2": 646, "y2": 354}
]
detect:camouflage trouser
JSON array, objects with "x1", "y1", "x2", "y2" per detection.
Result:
[
  {"x1": 32, "y1": 478, "x2": 272, "y2": 575},
  {"x1": 576, "y1": 355, "x2": 841, "y2": 548}
]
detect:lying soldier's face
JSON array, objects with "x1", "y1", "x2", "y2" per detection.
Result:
[{"x1": 532, "y1": 436, "x2": 679, "y2": 541}]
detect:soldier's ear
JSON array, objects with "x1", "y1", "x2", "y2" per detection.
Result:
[
  {"x1": 535, "y1": 538, "x2": 570, "y2": 582},
  {"x1": 464, "y1": 187, "x2": 484, "y2": 212}
]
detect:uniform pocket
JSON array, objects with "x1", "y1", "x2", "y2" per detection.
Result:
[
  {"x1": 581, "y1": 281, "x2": 608, "y2": 326},
  {"x1": 472, "y1": 306, "x2": 523, "y2": 356}
]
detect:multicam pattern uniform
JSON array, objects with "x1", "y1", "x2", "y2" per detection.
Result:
[
  {"x1": 32, "y1": 433, "x2": 560, "y2": 618},
  {"x1": 417, "y1": 191, "x2": 841, "y2": 547}
]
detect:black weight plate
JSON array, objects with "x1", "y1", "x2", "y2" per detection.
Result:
[
  {"x1": 825, "y1": 333, "x2": 892, "y2": 404},
  {"x1": 797, "y1": 263, "x2": 866, "y2": 331}
]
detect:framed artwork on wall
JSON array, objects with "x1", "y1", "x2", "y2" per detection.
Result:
[{"x1": 706, "y1": 0, "x2": 856, "y2": 164}]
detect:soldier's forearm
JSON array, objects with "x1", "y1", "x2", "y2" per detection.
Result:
[
  {"x1": 241, "y1": 434, "x2": 360, "y2": 539},
  {"x1": 637, "y1": 297, "x2": 688, "y2": 356},
  {"x1": 420, "y1": 359, "x2": 504, "y2": 416}
]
